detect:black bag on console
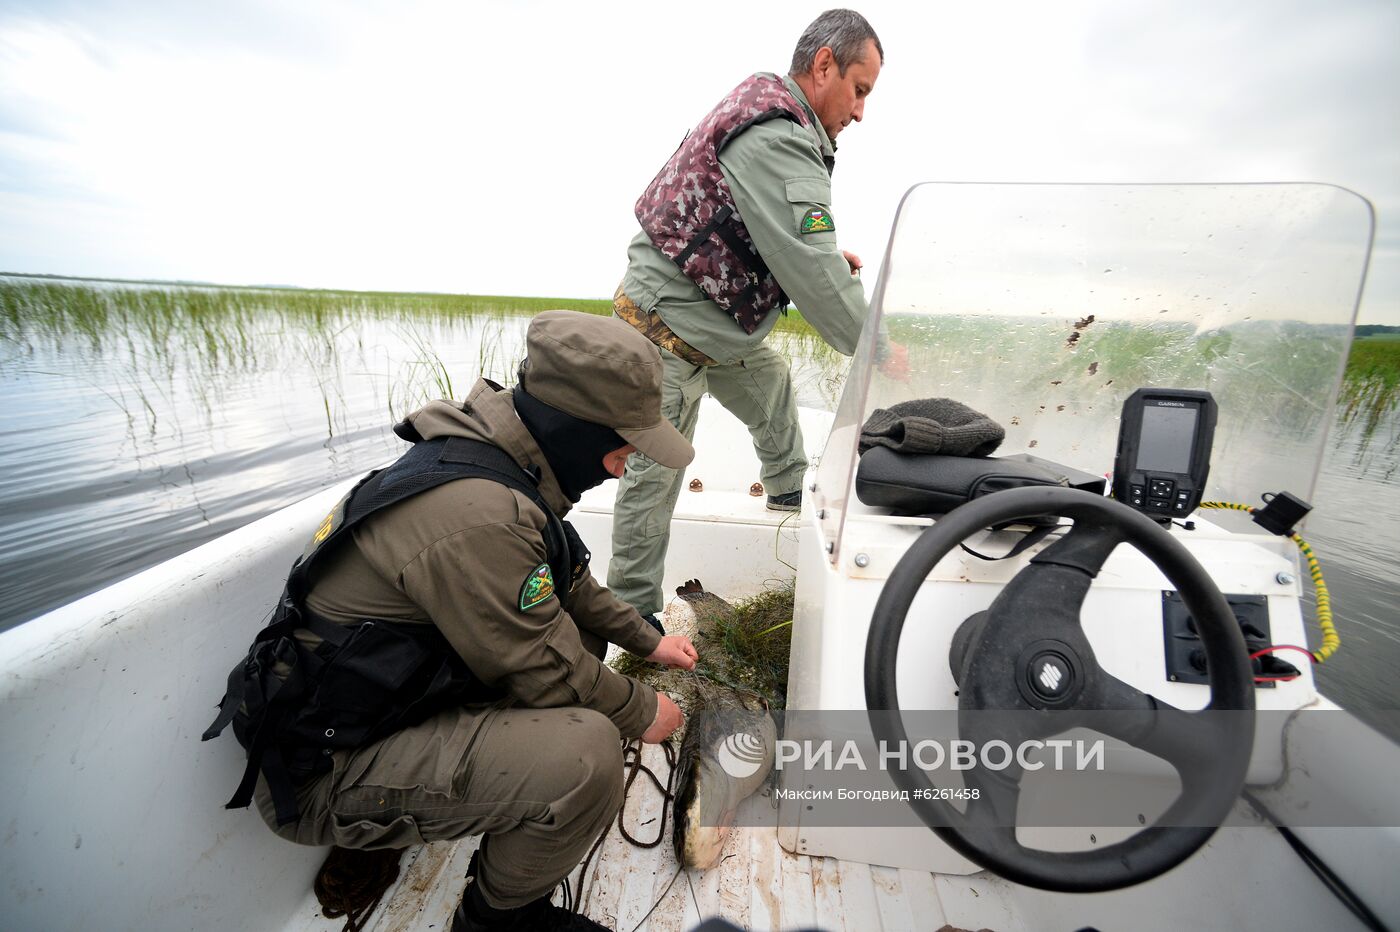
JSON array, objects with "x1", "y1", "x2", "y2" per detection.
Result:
[{"x1": 855, "y1": 448, "x2": 1090, "y2": 517}]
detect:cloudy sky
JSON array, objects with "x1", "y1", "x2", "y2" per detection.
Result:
[{"x1": 1, "y1": 0, "x2": 1396, "y2": 322}]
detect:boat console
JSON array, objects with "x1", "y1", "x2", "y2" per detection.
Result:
[{"x1": 780, "y1": 183, "x2": 1382, "y2": 885}]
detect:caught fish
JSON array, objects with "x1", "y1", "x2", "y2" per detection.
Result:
[
  {"x1": 670, "y1": 680, "x2": 775, "y2": 869},
  {"x1": 621, "y1": 580, "x2": 785, "y2": 870}
]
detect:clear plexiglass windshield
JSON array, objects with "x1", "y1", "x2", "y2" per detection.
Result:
[{"x1": 815, "y1": 183, "x2": 1374, "y2": 562}]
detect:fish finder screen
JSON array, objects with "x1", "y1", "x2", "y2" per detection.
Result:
[{"x1": 1137, "y1": 405, "x2": 1198, "y2": 473}]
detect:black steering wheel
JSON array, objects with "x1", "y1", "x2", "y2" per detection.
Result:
[{"x1": 864, "y1": 486, "x2": 1255, "y2": 892}]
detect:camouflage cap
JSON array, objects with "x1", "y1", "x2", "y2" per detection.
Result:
[{"x1": 520, "y1": 310, "x2": 695, "y2": 469}]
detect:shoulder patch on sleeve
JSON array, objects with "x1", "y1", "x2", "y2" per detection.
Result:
[
  {"x1": 801, "y1": 208, "x2": 834, "y2": 234},
  {"x1": 519, "y1": 562, "x2": 556, "y2": 610}
]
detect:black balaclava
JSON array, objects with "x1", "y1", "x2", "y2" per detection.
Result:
[{"x1": 512, "y1": 386, "x2": 626, "y2": 503}]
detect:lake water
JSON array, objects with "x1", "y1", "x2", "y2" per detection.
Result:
[
  {"x1": 0, "y1": 279, "x2": 841, "y2": 624},
  {"x1": 1, "y1": 278, "x2": 1395, "y2": 733}
]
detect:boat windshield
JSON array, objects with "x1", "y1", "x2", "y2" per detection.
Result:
[{"x1": 815, "y1": 183, "x2": 1374, "y2": 562}]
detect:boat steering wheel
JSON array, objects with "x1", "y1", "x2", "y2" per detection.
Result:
[{"x1": 864, "y1": 486, "x2": 1255, "y2": 892}]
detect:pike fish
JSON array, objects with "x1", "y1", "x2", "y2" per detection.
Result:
[{"x1": 653, "y1": 580, "x2": 780, "y2": 870}]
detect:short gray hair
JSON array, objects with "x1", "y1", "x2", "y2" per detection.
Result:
[{"x1": 789, "y1": 9, "x2": 883, "y2": 77}]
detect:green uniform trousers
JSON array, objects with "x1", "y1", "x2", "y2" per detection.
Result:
[
  {"x1": 608, "y1": 342, "x2": 807, "y2": 616},
  {"x1": 258, "y1": 634, "x2": 625, "y2": 909}
]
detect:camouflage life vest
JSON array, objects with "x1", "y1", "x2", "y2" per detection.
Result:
[{"x1": 635, "y1": 73, "x2": 824, "y2": 335}]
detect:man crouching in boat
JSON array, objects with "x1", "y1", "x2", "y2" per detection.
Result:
[{"x1": 204, "y1": 311, "x2": 698, "y2": 932}]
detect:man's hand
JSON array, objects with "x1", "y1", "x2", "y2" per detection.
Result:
[
  {"x1": 646, "y1": 635, "x2": 698, "y2": 670},
  {"x1": 641, "y1": 692, "x2": 684, "y2": 744},
  {"x1": 842, "y1": 250, "x2": 863, "y2": 276},
  {"x1": 877, "y1": 340, "x2": 910, "y2": 381}
]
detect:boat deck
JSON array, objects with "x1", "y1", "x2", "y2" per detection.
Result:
[
  {"x1": 281, "y1": 745, "x2": 1375, "y2": 932},
  {"x1": 279, "y1": 741, "x2": 980, "y2": 932}
]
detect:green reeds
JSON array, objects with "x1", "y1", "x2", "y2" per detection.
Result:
[
  {"x1": 0, "y1": 277, "x2": 614, "y2": 433},
  {"x1": 702, "y1": 585, "x2": 795, "y2": 706},
  {"x1": 1, "y1": 277, "x2": 611, "y2": 361},
  {"x1": 1339, "y1": 336, "x2": 1400, "y2": 440},
  {"x1": 612, "y1": 585, "x2": 796, "y2": 708},
  {"x1": 5, "y1": 275, "x2": 1394, "y2": 446}
]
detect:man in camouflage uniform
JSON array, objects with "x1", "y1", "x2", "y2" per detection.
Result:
[
  {"x1": 229, "y1": 313, "x2": 698, "y2": 932},
  {"x1": 610, "y1": 9, "x2": 907, "y2": 621}
]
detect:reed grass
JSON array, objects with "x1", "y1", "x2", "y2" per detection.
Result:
[
  {"x1": 3, "y1": 276, "x2": 1394, "y2": 435},
  {"x1": 1339, "y1": 336, "x2": 1400, "y2": 439},
  {"x1": 0, "y1": 278, "x2": 613, "y2": 423},
  {"x1": 1, "y1": 277, "x2": 611, "y2": 352},
  {"x1": 702, "y1": 585, "x2": 795, "y2": 706},
  {"x1": 612, "y1": 585, "x2": 795, "y2": 708}
]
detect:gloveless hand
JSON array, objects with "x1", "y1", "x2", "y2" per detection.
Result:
[
  {"x1": 641, "y1": 692, "x2": 684, "y2": 744},
  {"x1": 646, "y1": 634, "x2": 699, "y2": 670}
]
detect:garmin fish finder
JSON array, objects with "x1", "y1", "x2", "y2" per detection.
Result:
[{"x1": 1111, "y1": 388, "x2": 1217, "y2": 521}]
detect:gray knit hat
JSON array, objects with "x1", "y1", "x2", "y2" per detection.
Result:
[{"x1": 858, "y1": 398, "x2": 1005, "y2": 457}]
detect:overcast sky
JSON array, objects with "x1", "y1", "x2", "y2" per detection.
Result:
[{"x1": 1, "y1": 0, "x2": 1396, "y2": 323}]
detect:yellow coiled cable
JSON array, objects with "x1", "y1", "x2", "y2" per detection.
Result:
[{"x1": 1198, "y1": 501, "x2": 1338, "y2": 663}]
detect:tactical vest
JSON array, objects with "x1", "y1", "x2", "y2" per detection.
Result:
[
  {"x1": 203, "y1": 431, "x2": 588, "y2": 826},
  {"x1": 635, "y1": 73, "x2": 826, "y2": 335}
]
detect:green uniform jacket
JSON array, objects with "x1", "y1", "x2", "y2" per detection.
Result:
[
  {"x1": 622, "y1": 74, "x2": 869, "y2": 365},
  {"x1": 304, "y1": 378, "x2": 662, "y2": 738}
]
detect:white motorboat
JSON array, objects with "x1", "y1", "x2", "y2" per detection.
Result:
[{"x1": 2, "y1": 182, "x2": 1395, "y2": 931}]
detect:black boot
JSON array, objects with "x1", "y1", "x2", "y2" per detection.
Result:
[{"x1": 451, "y1": 858, "x2": 611, "y2": 931}]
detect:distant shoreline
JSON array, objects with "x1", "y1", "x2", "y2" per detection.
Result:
[
  {"x1": 5, "y1": 271, "x2": 1397, "y2": 335},
  {"x1": 0, "y1": 270, "x2": 613, "y2": 307},
  {"x1": 0, "y1": 271, "x2": 826, "y2": 335}
]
